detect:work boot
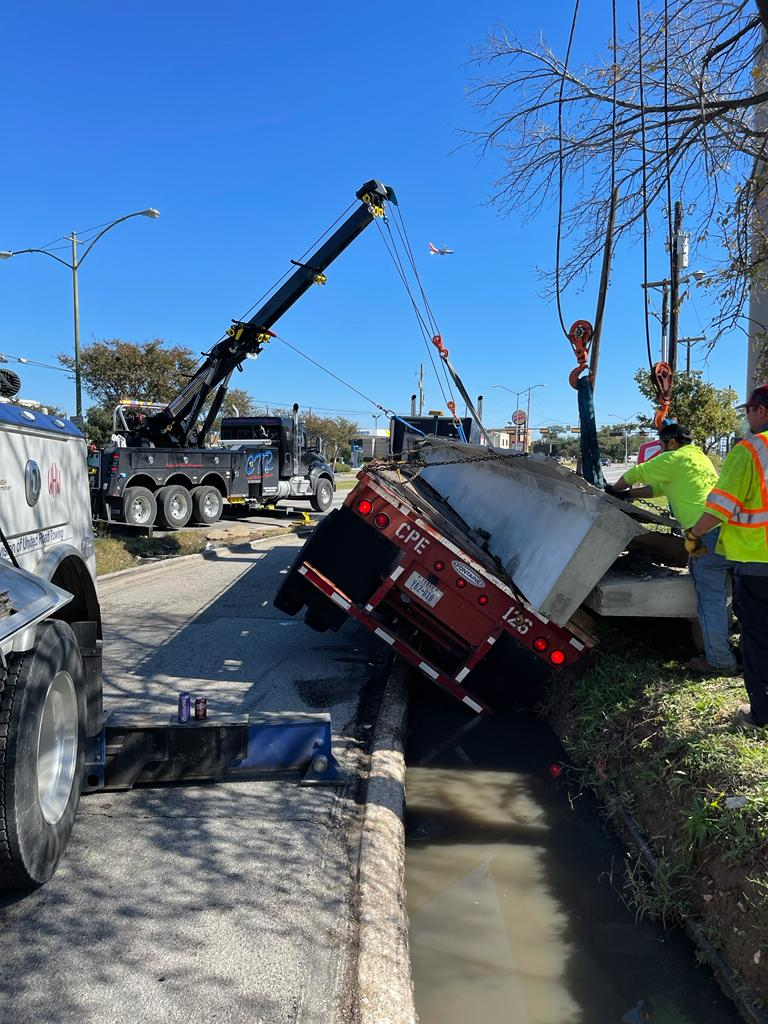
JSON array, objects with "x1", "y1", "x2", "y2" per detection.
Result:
[
  {"x1": 736, "y1": 705, "x2": 766, "y2": 731},
  {"x1": 688, "y1": 656, "x2": 740, "y2": 677}
]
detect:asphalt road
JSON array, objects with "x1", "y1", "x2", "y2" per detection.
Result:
[{"x1": 0, "y1": 532, "x2": 388, "y2": 1024}]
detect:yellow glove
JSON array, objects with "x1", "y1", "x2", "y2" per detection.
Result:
[{"x1": 684, "y1": 529, "x2": 705, "y2": 558}]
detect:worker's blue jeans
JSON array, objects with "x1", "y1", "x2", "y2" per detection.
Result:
[{"x1": 689, "y1": 527, "x2": 737, "y2": 669}]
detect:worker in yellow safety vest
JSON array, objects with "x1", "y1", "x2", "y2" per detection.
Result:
[
  {"x1": 687, "y1": 384, "x2": 768, "y2": 729},
  {"x1": 609, "y1": 422, "x2": 738, "y2": 676}
]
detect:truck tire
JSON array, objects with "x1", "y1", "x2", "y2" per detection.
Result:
[
  {"x1": 190, "y1": 485, "x2": 223, "y2": 526},
  {"x1": 0, "y1": 621, "x2": 86, "y2": 891},
  {"x1": 156, "y1": 485, "x2": 192, "y2": 530},
  {"x1": 310, "y1": 477, "x2": 333, "y2": 513},
  {"x1": 123, "y1": 486, "x2": 157, "y2": 528}
]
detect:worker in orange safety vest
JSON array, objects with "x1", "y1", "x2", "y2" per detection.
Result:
[{"x1": 687, "y1": 384, "x2": 768, "y2": 728}]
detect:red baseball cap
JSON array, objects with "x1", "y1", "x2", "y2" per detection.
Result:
[{"x1": 738, "y1": 384, "x2": 768, "y2": 409}]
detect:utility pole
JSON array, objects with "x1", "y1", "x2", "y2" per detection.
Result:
[
  {"x1": 679, "y1": 335, "x2": 706, "y2": 373},
  {"x1": 748, "y1": 31, "x2": 768, "y2": 392},
  {"x1": 668, "y1": 200, "x2": 683, "y2": 371},
  {"x1": 661, "y1": 285, "x2": 669, "y2": 363}
]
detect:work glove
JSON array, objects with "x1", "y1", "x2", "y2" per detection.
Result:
[{"x1": 684, "y1": 529, "x2": 706, "y2": 559}]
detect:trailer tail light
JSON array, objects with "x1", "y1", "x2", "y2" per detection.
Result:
[
  {"x1": 478, "y1": 594, "x2": 489, "y2": 606},
  {"x1": 373, "y1": 513, "x2": 390, "y2": 529},
  {"x1": 456, "y1": 578, "x2": 467, "y2": 589},
  {"x1": 356, "y1": 499, "x2": 373, "y2": 516},
  {"x1": 533, "y1": 637, "x2": 548, "y2": 652},
  {"x1": 433, "y1": 560, "x2": 445, "y2": 571},
  {"x1": 550, "y1": 650, "x2": 566, "y2": 666}
]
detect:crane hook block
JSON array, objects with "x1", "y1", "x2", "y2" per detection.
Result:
[
  {"x1": 567, "y1": 319, "x2": 594, "y2": 389},
  {"x1": 431, "y1": 335, "x2": 449, "y2": 361},
  {"x1": 652, "y1": 361, "x2": 674, "y2": 430}
]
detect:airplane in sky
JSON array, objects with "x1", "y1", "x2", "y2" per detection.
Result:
[{"x1": 428, "y1": 242, "x2": 454, "y2": 256}]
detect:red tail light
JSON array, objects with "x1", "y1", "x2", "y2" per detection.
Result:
[
  {"x1": 374, "y1": 513, "x2": 390, "y2": 529},
  {"x1": 533, "y1": 637, "x2": 548, "y2": 652},
  {"x1": 478, "y1": 594, "x2": 489, "y2": 606},
  {"x1": 356, "y1": 499, "x2": 373, "y2": 516},
  {"x1": 456, "y1": 578, "x2": 467, "y2": 589},
  {"x1": 433, "y1": 560, "x2": 445, "y2": 571},
  {"x1": 550, "y1": 650, "x2": 566, "y2": 666}
]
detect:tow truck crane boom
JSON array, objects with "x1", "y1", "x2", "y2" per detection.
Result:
[{"x1": 143, "y1": 180, "x2": 394, "y2": 448}]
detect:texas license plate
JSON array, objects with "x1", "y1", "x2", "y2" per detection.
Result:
[{"x1": 404, "y1": 571, "x2": 443, "y2": 608}]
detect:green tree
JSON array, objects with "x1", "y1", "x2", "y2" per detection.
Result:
[
  {"x1": 83, "y1": 405, "x2": 114, "y2": 447},
  {"x1": 303, "y1": 413, "x2": 360, "y2": 468},
  {"x1": 58, "y1": 338, "x2": 198, "y2": 408},
  {"x1": 634, "y1": 369, "x2": 739, "y2": 452}
]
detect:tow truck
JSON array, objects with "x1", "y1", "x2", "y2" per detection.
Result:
[
  {"x1": 0, "y1": 179, "x2": 395, "y2": 889},
  {"x1": 92, "y1": 400, "x2": 336, "y2": 527},
  {"x1": 89, "y1": 179, "x2": 393, "y2": 529}
]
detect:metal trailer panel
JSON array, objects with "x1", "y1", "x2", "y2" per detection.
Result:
[{"x1": 418, "y1": 438, "x2": 650, "y2": 625}]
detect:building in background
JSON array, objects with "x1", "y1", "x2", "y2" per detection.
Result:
[{"x1": 352, "y1": 428, "x2": 390, "y2": 463}]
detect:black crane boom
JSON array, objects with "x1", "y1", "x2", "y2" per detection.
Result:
[{"x1": 144, "y1": 180, "x2": 393, "y2": 448}]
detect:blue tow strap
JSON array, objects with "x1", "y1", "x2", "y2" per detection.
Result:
[{"x1": 577, "y1": 377, "x2": 605, "y2": 488}]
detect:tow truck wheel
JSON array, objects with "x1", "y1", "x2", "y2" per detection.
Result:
[
  {"x1": 310, "y1": 477, "x2": 333, "y2": 512},
  {"x1": 122, "y1": 486, "x2": 157, "y2": 528},
  {"x1": 190, "y1": 485, "x2": 223, "y2": 526},
  {"x1": 0, "y1": 621, "x2": 86, "y2": 891},
  {"x1": 156, "y1": 485, "x2": 192, "y2": 530}
]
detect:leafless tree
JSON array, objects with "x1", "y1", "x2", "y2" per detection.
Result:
[{"x1": 467, "y1": 1, "x2": 768, "y2": 345}]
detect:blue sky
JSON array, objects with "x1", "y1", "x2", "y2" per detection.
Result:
[{"x1": 0, "y1": 1, "x2": 746, "y2": 434}]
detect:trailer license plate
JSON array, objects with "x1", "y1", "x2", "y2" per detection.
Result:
[{"x1": 404, "y1": 571, "x2": 443, "y2": 608}]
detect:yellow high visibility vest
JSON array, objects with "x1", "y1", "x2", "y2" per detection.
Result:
[{"x1": 706, "y1": 430, "x2": 768, "y2": 563}]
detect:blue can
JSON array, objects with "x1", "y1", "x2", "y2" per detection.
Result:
[{"x1": 178, "y1": 692, "x2": 191, "y2": 723}]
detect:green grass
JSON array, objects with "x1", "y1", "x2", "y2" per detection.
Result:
[
  {"x1": 94, "y1": 524, "x2": 287, "y2": 575},
  {"x1": 550, "y1": 626, "x2": 768, "y2": 987},
  {"x1": 335, "y1": 479, "x2": 357, "y2": 492}
]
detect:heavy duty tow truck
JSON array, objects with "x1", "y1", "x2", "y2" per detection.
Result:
[
  {"x1": 0, "y1": 180, "x2": 394, "y2": 889},
  {"x1": 89, "y1": 179, "x2": 393, "y2": 529}
]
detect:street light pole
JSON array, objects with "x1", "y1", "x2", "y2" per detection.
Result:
[
  {"x1": 679, "y1": 335, "x2": 706, "y2": 373},
  {"x1": 0, "y1": 208, "x2": 159, "y2": 420},
  {"x1": 524, "y1": 384, "x2": 545, "y2": 453},
  {"x1": 71, "y1": 232, "x2": 82, "y2": 418}
]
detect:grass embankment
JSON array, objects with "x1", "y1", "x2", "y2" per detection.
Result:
[
  {"x1": 95, "y1": 525, "x2": 289, "y2": 576},
  {"x1": 549, "y1": 627, "x2": 768, "y2": 1005}
]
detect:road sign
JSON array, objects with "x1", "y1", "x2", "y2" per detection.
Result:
[{"x1": 511, "y1": 409, "x2": 527, "y2": 426}]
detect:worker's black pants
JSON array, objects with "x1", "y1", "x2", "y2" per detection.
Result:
[{"x1": 733, "y1": 573, "x2": 768, "y2": 725}]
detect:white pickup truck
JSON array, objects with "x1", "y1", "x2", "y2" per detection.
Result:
[{"x1": 0, "y1": 372, "x2": 103, "y2": 889}]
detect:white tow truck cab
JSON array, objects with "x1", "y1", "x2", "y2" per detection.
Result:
[{"x1": 0, "y1": 376, "x2": 103, "y2": 890}]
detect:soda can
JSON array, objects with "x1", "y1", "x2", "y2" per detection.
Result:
[
  {"x1": 194, "y1": 697, "x2": 208, "y2": 721},
  {"x1": 178, "y1": 692, "x2": 191, "y2": 723}
]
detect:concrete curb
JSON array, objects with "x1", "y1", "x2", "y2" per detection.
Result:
[
  {"x1": 96, "y1": 531, "x2": 298, "y2": 586},
  {"x1": 356, "y1": 662, "x2": 416, "y2": 1024}
]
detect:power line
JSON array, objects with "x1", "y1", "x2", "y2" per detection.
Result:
[{"x1": 0, "y1": 352, "x2": 72, "y2": 374}]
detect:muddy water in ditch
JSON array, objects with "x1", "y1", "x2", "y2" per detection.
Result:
[{"x1": 405, "y1": 688, "x2": 742, "y2": 1024}]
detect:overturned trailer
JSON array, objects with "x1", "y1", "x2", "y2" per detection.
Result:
[{"x1": 275, "y1": 438, "x2": 696, "y2": 711}]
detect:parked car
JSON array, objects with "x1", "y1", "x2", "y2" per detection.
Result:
[{"x1": 600, "y1": 456, "x2": 612, "y2": 466}]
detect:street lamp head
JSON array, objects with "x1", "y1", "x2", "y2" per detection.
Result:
[
  {"x1": 0, "y1": 251, "x2": 13, "y2": 260},
  {"x1": 140, "y1": 208, "x2": 160, "y2": 219}
]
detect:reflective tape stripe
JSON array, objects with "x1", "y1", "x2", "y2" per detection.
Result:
[
  {"x1": 462, "y1": 696, "x2": 483, "y2": 713},
  {"x1": 731, "y1": 509, "x2": 768, "y2": 525},
  {"x1": 331, "y1": 592, "x2": 351, "y2": 610},
  {"x1": 486, "y1": 636, "x2": 496, "y2": 646},
  {"x1": 706, "y1": 488, "x2": 741, "y2": 517},
  {"x1": 374, "y1": 627, "x2": 395, "y2": 645},
  {"x1": 569, "y1": 637, "x2": 585, "y2": 651},
  {"x1": 298, "y1": 565, "x2": 308, "y2": 576},
  {"x1": 419, "y1": 661, "x2": 439, "y2": 680},
  {"x1": 455, "y1": 666, "x2": 470, "y2": 682},
  {"x1": 364, "y1": 603, "x2": 374, "y2": 612},
  {"x1": 390, "y1": 566, "x2": 404, "y2": 581}
]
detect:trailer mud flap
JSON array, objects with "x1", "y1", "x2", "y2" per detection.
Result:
[{"x1": 274, "y1": 506, "x2": 398, "y2": 631}]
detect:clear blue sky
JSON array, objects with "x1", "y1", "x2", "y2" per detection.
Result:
[{"x1": 0, "y1": 1, "x2": 746, "y2": 434}]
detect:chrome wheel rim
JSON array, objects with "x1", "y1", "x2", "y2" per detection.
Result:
[
  {"x1": 37, "y1": 671, "x2": 78, "y2": 824},
  {"x1": 130, "y1": 495, "x2": 151, "y2": 524},
  {"x1": 170, "y1": 494, "x2": 187, "y2": 521},
  {"x1": 202, "y1": 492, "x2": 219, "y2": 517}
]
